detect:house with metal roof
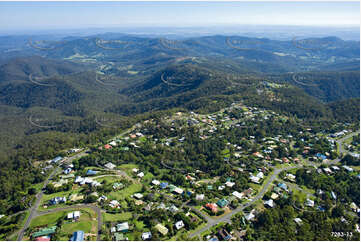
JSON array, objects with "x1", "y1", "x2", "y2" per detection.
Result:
[
  {"x1": 217, "y1": 198, "x2": 229, "y2": 208},
  {"x1": 70, "y1": 230, "x2": 84, "y2": 241},
  {"x1": 155, "y1": 224, "x2": 168, "y2": 236}
]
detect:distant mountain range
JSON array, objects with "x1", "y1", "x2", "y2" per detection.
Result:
[{"x1": 0, "y1": 33, "x2": 359, "y2": 159}]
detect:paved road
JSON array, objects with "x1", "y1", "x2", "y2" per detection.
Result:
[
  {"x1": 16, "y1": 127, "x2": 135, "y2": 240},
  {"x1": 190, "y1": 131, "x2": 360, "y2": 238},
  {"x1": 17, "y1": 151, "x2": 89, "y2": 241},
  {"x1": 335, "y1": 131, "x2": 359, "y2": 155},
  {"x1": 36, "y1": 204, "x2": 102, "y2": 241},
  {"x1": 190, "y1": 165, "x2": 301, "y2": 237}
]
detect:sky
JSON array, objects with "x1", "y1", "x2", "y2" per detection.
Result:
[{"x1": 0, "y1": 1, "x2": 359, "y2": 30}]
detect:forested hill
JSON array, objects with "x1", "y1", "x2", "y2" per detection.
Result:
[{"x1": 0, "y1": 33, "x2": 359, "y2": 221}]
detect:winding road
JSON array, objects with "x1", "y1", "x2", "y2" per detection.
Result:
[
  {"x1": 14, "y1": 124, "x2": 359, "y2": 240},
  {"x1": 16, "y1": 151, "x2": 89, "y2": 241},
  {"x1": 189, "y1": 131, "x2": 360, "y2": 238}
]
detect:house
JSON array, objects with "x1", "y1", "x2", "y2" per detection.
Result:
[
  {"x1": 32, "y1": 226, "x2": 57, "y2": 238},
  {"x1": 217, "y1": 198, "x2": 229, "y2": 208},
  {"x1": 250, "y1": 175, "x2": 260, "y2": 184},
  {"x1": 51, "y1": 156, "x2": 63, "y2": 163},
  {"x1": 137, "y1": 172, "x2": 144, "y2": 178},
  {"x1": 155, "y1": 224, "x2": 168, "y2": 236},
  {"x1": 305, "y1": 199, "x2": 315, "y2": 207},
  {"x1": 174, "y1": 187, "x2": 184, "y2": 194},
  {"x1": 278, "y1": 183, "x2": 288, "y2": 191},
  {"x1": 97, "y1": 195, "x2": 107, "y2": 202},
  {"x1": 132, "y1": 168, "x2": 139, "y2": 173},
  {"x1": 218, "y1": 185, "x2": 225, "y2": 191},
  {"x1": 86, "y1": 170, "x2": 98, "y2": 176},
  {"x1": 117, "y1": 222, "x2": 129, "y2": 232},
  {"x1": 323, "y1": 168, "x2": 333, "y2": 175},
  {"x1": 169, "y1": 205, "x2": 179, "y2": 213},
  {"x1": 331, "y1": 166, "x2": 340, "y2": 171},
  {"x1": 175, "y1": 220, "x2": 185, "y2": 230},
  {"x1": 316, "y1": 153, "x2": 327, "y2": 160},
  {"x1": 217, "y1": 229, "x2": 231, "y2": 241},
  {"x1": 232, "y1": 191, "x2": 244, "y2": 200},
  {"x1": 342, "y1": 165, "x2": 354, "y2": 172},
  {"x1": 256, "y1": 172, "x2": 264, "y2": 179},
  {"x1": 104, "y1": 144, "x2": 112, "y2": 150},
  {"x1": 245, "y1": 212, "x2": 255, "y2": 221},
  {"x1": 205, "y1": 203, "x2": 218, "y2": 213},
  {"x1": 152, "y1": 180, "x2": 160, "y2": 186},
  {"x1": 35, "y1": 236, "x2": 51, "y2": 241},
  {"x1": 104, "y1": 162, "x2": 116, "y2": 170},
  {"x1": 67, "y1": 211, "x2": 81, "y2": 220},
  {"x1": 109, "y1": 200, "x2": 120, "y2": 208},
  {"x1": 133, "y1": 193, "x2": 143, "y2": 199},
  {"x1": 294, "y1": 218, "x2": 303, "y2": 226},
  {"x1": 49, "y1": 196, "x2": 66, "y2": 205},
  {"x1": 271, "y1": 193, "x2": 279, "y2": 200},
  {"x1": 196, "y1": 194, "x2": 205, "y2": 200},
  {"x1": 225, "y1": 181, "x2": 235, "y2": 188},
  {"x1": 331, "y1": 191, "x2": 337, "y2": 200},
  {"x1": 350, "y1": 202, "x2": 360, "y2": 213},
  {"x1": 160, "y1": 182, "x2": 168, "y2": 189},
  {"x1": 64, "y1": 168, "x2": 72, "y2": 175},
  {"x1": 109, "y1": 141, "x2": 117, "y2": 146},
  {"x1": 264, "y1": 199, "x2": 274, "y2": 208},
  {"x1": 141, "y1": 232, "x2": 152, "y2": 240},
  {"x1": 285, "y1": 173, "x2": 296, "y2": 182},
  {"x1": 70, "y1": 230, "x2": 84, "y2": 241}
]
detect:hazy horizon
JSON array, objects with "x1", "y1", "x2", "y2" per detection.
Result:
[{"x1": 0, "y1": 1, "x2": 359, "y2": 30}]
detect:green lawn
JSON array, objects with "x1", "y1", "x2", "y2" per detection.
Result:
[
  {"x1": 117, "y1": 164, "x2": 139, "y2": 176},
  {"x1": 95, "y1": 176, "x2": 122, "y2": 184},
  {"x1": 108, "y1": 183, "x2": 142, "y2": 200},
  {"x1": 30, "y1": 211, "x2": 66, "y2": 228},
  {"x1": 58, "y1": 208, "x2": 97, "y2": 241},
  {"x1": 103, "y1": 212, "x2": 132, "y2": 222}
]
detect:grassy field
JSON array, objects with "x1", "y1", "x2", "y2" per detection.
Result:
[
  {"x1": 30, "y1": 211, "x2": 66, "y2": 228},
  {"x1": 117, "y1": 164, "x2": 139, "y2": 176},
  {"x1": 103, "y1": 212, "x2": 132, "y2": 222},
  {"x1": 31, "y1": 208, "x2": 98, "y2": 241},
  {"x1": 58, "y1": 211, "x2": 97, "y2": 241},
  {"x1": 108, "y1": 183, "x2": 142, "y2": 200},
  {"x1": 94, "y1": 176, "x2": 123, "y2": 184}
]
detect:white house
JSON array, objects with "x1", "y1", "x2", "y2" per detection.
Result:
[
  {"x1": 152, "y1": 180, "x2": 160, "y2": 186},
  {"x1": 264, "y1": 199, "x2": 274, "y2": 208},
  {"x1": 137, "y1": 172, "x2": 144, "y2": 178},
  {"x1": 175, "y1": 220, "x2": 185, "y2": 230},
  {"x1": 196, "y1": 194, "x2": 205, "y2": 200},
  {"x1": 225, "y1": 181, "x2": 235, "y2": 188},
  {"x1": 141, "y1": 232, "x2": 152, "y2": 240},
  {"x1": 232, "y1": 191, "x2": 244, "y2": 200},
  {"x1": 67, "y1": 211, "x2": 80, "y2": 220},
  {"x1": 104, "y1": 162, "x2": 116, "y2": 170},
  {"x1": 305, "y1": 199, "x2": 314, "y2": 207}
]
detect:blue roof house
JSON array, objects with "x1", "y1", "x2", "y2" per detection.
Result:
[
  {"x1": 278, "y1": 183, "x2": 288, "y2": 191},
  {"x1": 86, "y1": 170, "x2": 98, "y2": 176},
  {"x1": 70, "y1": 231, "x2": 84, "y2": 241},
  {"x1": 160, "y1": 182, "x2": 169, "y2": 189}
]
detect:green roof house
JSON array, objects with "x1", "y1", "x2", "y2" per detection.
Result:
[
  {"x1": 217, "y1": 198, "x2": 229, "y2": 208},
  {"x1": 32, "y1": 226, "x2": 57, "y2": 238}
]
